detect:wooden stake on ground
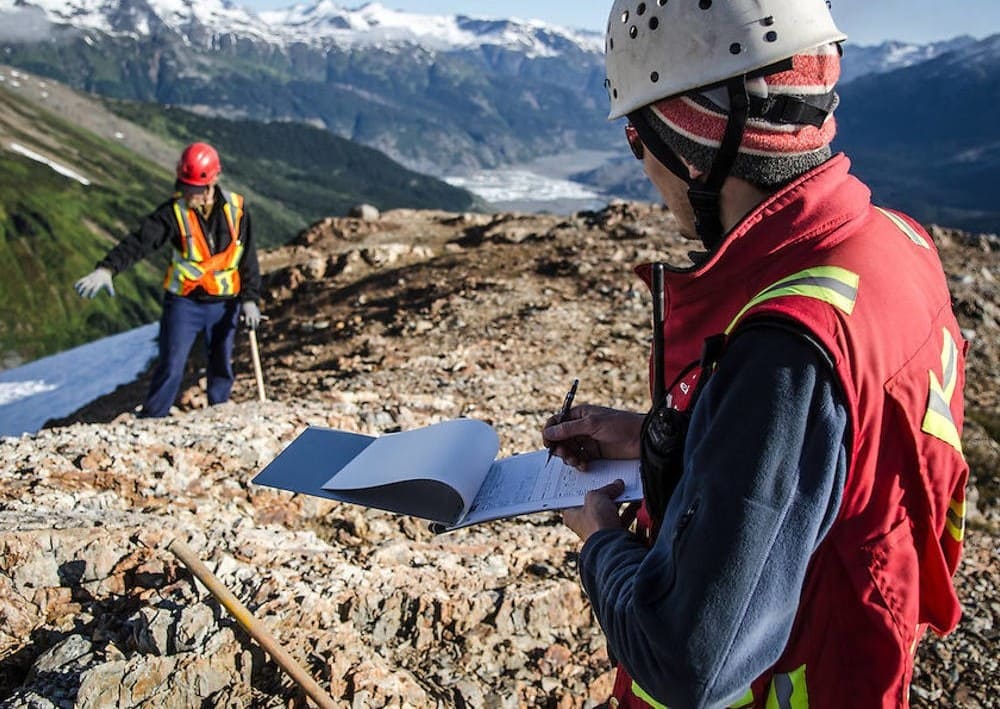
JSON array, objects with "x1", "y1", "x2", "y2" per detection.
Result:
[
  {"x1": 167, "y1": 539, "x2": 336, "y2": 709},
  {"x1": 248, "y1": 328, "x2": 267, "y2": 402}
]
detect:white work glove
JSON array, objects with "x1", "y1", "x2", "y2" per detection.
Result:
[
  {"x1": 241, "y1": 301, "x2": 261, "y2": 330},
  {"x1": 74, "y1": 268, "x2": 115, "y2": 298}
]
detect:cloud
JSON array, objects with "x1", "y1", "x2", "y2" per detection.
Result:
[{"x1": 0, "y1": 7, "x2": 55, "y2": 43}]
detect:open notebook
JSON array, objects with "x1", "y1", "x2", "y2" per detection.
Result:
[{"x1": 253, "y1": 418, "x2": 641, "y2": 531}]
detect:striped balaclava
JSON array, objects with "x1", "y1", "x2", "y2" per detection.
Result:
[{"x1": 641, "y1": 43, "x2": 842, "y2": 189}]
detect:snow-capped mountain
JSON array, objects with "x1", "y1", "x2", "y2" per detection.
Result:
[
  {"x1": 0, "y1": 0, "x2": 603, "y2": 57},
  {"x1": 840, "y1": 36, "x2": 978, "y2": 84},
  {"x1": 834, "y1": 33, "x2": 1000, "y2": 233},
  {"x1": 0, "y1": 0, "x2": 613, "y2": 174},
  {"x1": 2, "y1": 0, "x2": 995, "y2": 236},
  {"x1": 260, "y1": 2, "x2": 603, "y2": 55},
  {"x1": 0, "y1": 0, "x2": 275, "y2": 41}
]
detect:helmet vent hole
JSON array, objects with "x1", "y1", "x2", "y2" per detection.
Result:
[
  {"x1": 609, "y1": 37, "x2": 615, "y2": 50},
  {"x1": 621, "y1": 10, "x2": 629, "y2": 23},
  {"x1": 613, "y1": 88, "x2": 619, "y2": 99},
  {"x1": 650, "y1": 71, "x2": 659, "y2": 83},
  {"x1": 764, "y1": 30, "x2": 778, "y2": 42},
  {"x1": 637, "y1": 3, "x2": 646, "y2": 15},
  {"x1": 629, "y1": 25, "x2": 638, "y2": 39},
  {"x1": 657, "y1": 0, "x2": 667, "y2": 5},
  {"x1": 699, "y1": 0, "x2": 712, "y2": 9},
  {"x1": 649, "y1": 17, "x2": 659, "y2": 30},
  {"x1": 761, "y1": 16, "x2": 775, "y2": 26},
  {"x1": 729, "y1": 42, "x2": 742, "y2": 54}
]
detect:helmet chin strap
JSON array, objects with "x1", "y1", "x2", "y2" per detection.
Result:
[{"x1": 628, "y1": 76, "x2": 751, "y2": 251}]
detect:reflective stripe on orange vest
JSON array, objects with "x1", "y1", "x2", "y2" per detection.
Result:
[{"x1": 164, "y1": 189, "x2": 245, "y2": 296}]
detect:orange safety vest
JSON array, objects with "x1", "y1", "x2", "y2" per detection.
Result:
[
  {"x1": 163, "y1": 189, "x2": 245, "y2": 297},
  {"x1": 610, "y1": 155, "x2": 966, "y2": 709}
]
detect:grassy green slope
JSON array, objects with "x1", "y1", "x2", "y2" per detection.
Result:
[{"x1": 0, "y1": 85, "x2": 168, "y2": 366}]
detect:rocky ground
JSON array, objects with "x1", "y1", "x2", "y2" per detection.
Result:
[{"x1": 3, "y1": 203, "x2": 998, "y2": 707}]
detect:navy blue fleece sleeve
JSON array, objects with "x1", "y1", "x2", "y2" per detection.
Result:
[{"x1": 578, "y1": 327, "x2": 848, "y2": 708}]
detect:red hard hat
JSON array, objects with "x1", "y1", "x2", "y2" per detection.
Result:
[{"x1": 176, "y1": 142, "x2": 221, "y2": 186}]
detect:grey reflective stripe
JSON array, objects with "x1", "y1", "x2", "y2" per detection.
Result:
[
  {"x1": 773, "y1": 674, "x2": 794, "y2": 709},
  {"x1": 946, "y1": 504, "x2": 963, "y2": 533},
  {"x1": 762, "y1": 274, "x2": 857, "y2": 302},
  {"x1": 942, "y1": 338, "x2": 956, "y2": 390},
  {"x1": 876, "y1": 206, "x2": 929, "y2": 248},
  {"x1": 927, "y1": 388, "x2": 956, "y2": 425}
]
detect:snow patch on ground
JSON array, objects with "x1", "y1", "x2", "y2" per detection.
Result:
[
  {"x1": 7, "y1": 142, "x2": 91, "y2": 185},
  {"x1": 0, "y1": 380, "x2": 57, "y2": 406},
  {"x1": 0, "y1": 323, "x2": 159, "y2": 437}
]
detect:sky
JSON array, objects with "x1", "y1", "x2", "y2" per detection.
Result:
[{"x1": 242, "y1": 1, "x2": 1000, "y2": 46}]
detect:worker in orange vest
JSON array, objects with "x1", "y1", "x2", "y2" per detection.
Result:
[{"x1": 75, "y1": 142, "x2": 261, "y2": 417}]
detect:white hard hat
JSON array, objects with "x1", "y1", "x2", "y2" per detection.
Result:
[{"x1": 605, "y1": 0, "x2": 846, "y2": 119}]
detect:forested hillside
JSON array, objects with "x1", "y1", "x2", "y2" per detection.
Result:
[{"x1": 103, "y1": 100, "x2": 483, "y2": 235}]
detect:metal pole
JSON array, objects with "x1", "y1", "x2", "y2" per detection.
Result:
[
  {"x1": 248, "y1": 328, "x2": 267, "y2": 402},
  {"x1": 167, "y1": 539, "x2": 337, "y2": 709}
]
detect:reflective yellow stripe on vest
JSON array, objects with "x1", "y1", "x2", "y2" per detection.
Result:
[
  {"x1": 922, "y1": 328, "x2": 964, "y2": 457},
  {"x1": 172, "y1": 201, "x2": 208, "y2": 261},
  {"x1": 946, "y1": 496, "x2": 966, "y2": 543},
  {"x1": 876, "y1": 206, "x2": 930, "y2": 249},
  {"x1": 222, "y1": 191, "x2": 243, "y2": 238},
  {"x1": 629, "y1": 682, "x2": 754, "y2": 708},
  {"x1": 766, "y1": 665, "x2": 809, "y2": 709},
  {"x1": 165, "y1": 190, "x2": 244, "y2": 296},
  {"x1": 218, "y1": 189, "x2": 246, "y2": 281},
  {"x1": 724, "y1": 266, "x2": 860, "y2": 336}
]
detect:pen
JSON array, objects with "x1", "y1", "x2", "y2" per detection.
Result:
[{"x1": 546, "y1": 378, "x2": 579, "y2": 465}]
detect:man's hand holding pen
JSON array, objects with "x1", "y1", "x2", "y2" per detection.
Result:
[
  {"x1": 541, "y1": 387, "x2": 646, "y2": 541},
  {"x1": 542, "y1": 400, "x2": 645, "y2": 471}
]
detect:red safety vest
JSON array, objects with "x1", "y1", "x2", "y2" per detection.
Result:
[
  {"x1": 163, "y1": 189, "x2": 245, "y2": 297},
  {"x1": 611, "y1": 155, "x2": 967, "y2": 709}
]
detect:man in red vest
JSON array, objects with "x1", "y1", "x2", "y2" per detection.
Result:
[
  {"x1": 74, "y1": 142, "x2": 261, "y2": 418},
  {"x1": 543, "y1": 1, "x2": 968, "y2": 706}
]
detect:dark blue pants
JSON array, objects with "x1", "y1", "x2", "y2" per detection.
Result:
[{"x1": 141, "y1": 293, "x2": 241, "y2": 418}]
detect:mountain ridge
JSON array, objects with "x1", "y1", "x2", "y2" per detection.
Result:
[
  {"x1": 834, "y1": 34, "x2": 1000, "y2": 233},
  {"x1": 839, "y1": 35, "x2": 979, "y2": 83},
  {"x1": 4, "y1": 0, "x2": 977, "y2": 179},
  {"x1": 0, "y1": 0, "x2": 604, "y2": 55}
]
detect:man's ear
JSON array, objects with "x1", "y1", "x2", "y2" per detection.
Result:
[{"x1": 681, "y1": 154, "x2": 704, "y2": 181}]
